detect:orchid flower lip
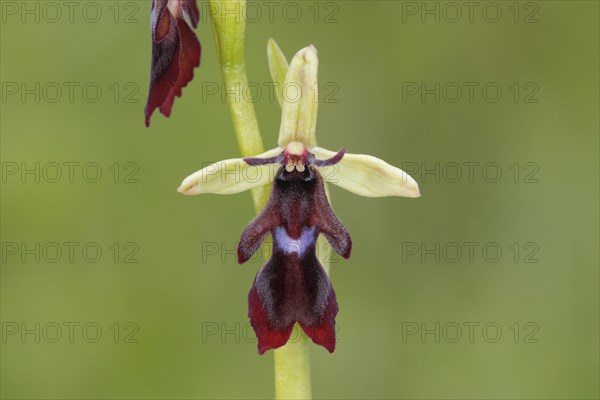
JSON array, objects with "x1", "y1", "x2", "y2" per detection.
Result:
[{"x1": 239, "y1": 157, "x2": 349, "y2": 353}]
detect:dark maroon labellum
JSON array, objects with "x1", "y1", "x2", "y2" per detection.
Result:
[{"x1": 238, "y1": 147, "x2": 351, "y2": 354}]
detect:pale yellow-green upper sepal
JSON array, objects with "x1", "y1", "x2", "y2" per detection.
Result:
[
  {"x1": 277, "y1": 45, "x2": 318, "y2": 149},
  {"x1": 311, "y1": 147, "x2": 421, "y2": 198}
]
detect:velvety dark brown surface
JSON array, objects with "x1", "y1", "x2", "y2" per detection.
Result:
[{"x1": 238, "y1": 166, "x2": 351, "y2": 353}]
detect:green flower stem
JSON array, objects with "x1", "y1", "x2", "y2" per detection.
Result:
[
  {"x1": 274, "y1": 325, "x2": 312, "y2": 399},
  {"x1": 274, "y1": 239, "x2": 330, "y2": 400},
  {"x1": 209, "y1": 6, "x2": 314, "y2": 399}
]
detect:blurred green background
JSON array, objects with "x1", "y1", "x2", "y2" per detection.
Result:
[{"x1": 1, "y1": 1, "x2": 598, "y2": 399}]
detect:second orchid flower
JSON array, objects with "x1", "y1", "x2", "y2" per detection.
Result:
[{"x1": 145, "y1": 0, "x2": 201, "y2": 127}]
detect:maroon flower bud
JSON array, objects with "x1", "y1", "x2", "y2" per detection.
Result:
[{"x1": 145, "y1": 0, "x2": 201, "y2": 127}]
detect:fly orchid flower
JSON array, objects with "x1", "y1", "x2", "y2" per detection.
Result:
[
  {"x1": 145, "y1": 0, "x2": 201, "y2": 127},
  {"x1": 177, "y1": 45, "x2": 420, "y2": 354}
]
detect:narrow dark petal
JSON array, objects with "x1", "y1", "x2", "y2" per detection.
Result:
[
  {"x1": 243, "y1": 153, "x2": 284, "y2": 166},
  {"x1": 312, "y1": 148, "x2": 345, "y2": 167},
  {"x1": 145, "y1": 0, "x2": 201, "y2": 127}
]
